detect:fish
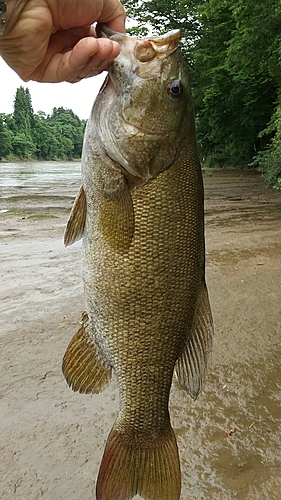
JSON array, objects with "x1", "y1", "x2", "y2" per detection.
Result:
[{"x1": 62, "y1": 25, "x2": 213, "y2": 500}]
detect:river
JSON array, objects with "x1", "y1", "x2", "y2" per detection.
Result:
[
  {"x1": 0, "y1": 160, "x2": 81, "y2": 215},
  {"x1": 0, "y1": 161, "x2": 81, "y2": 188}
]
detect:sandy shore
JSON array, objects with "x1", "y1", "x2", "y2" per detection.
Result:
[{"x1": 1, "y1": 168, "x2": 281, "y2": 499}]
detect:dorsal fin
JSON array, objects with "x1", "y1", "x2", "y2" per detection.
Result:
[{"x1": 175, "y1": 281, "x2": 214, "y2": 400}]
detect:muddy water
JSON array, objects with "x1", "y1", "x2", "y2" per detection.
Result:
[
  {"x1": 0, "y1": 165, "x2": 281, "y2": 499},
  {"x1": 0, "y1": 161, "x2": 81, "y2": 188}
]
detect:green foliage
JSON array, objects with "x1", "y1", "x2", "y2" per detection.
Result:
[
  {"x1": 193, "y1": 0, "x2": 277, "y2": 167},
  {"x1": 11, "y1": 132, "x2": 36, "y2": 159},
  {"x1": 50, "y1": 107, "x2": 86, "y2": 158},
  {"x1": 0, "y1": 87, "x2": 86, "y2": 160},
  {"x1": 0, "y1": 114, "x2": 12, "y2": 158},
  {"x1": 124, "y1": 0, "x2": 281, "y2": 185},
  {"x1": 251, "y1": 102, "x2": 281, "y2": 189},
  {"x1": 227, "y1": 0, "x2": 281, "y2": 83},
  {"x1": 13, "y1": 86, "x2": 34, "y2": 137},
  {"x1": 124, "y1": 0, "x2": 201, "y2": 63},
  {"x1": 254, "y1": 143, "x2": 281, "y2": 190}
]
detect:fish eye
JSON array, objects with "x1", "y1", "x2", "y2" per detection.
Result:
[{"x1": 167, "y1": 79, "x2": 183, "y2": 99}]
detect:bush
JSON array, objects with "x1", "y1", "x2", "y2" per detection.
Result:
[{"x1": 252, "y1": 102, "x2": 281, "y2": 189}]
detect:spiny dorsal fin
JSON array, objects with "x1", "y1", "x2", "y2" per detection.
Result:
[
  {"x1": 96, "y1": 425, "x2": 181, "y2": 500},
  {"x1": 100, "y1": 173, "x2": 134, "y2": 252},
  {"x1": 64, "y1": 185, "x2": 86, "y2": 247},
  {"x1": 62, "y1": 311, "x2": 112, "y2": 394},
  {"x1": 175, "y1": 281, "x2": 214, "y2": 400}
]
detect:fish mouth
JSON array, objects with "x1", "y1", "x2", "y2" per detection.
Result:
[
  {"x1": 97, "y1": 24, "x2": 181, "y2": 137},
  {"x1": 96, "y1": 25, "x2": 181, "y2": 179},
  {"x1": 97, "y1": 24, "x2": 180, "y2": 61}
]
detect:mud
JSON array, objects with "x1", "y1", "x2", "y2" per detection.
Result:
[{"x1": 0, "y1": 166, "x2": 280, "y2": 499}]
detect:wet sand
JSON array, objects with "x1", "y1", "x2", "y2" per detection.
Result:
[{"x1": 1, "y1": 168, "x2": 281, "y2": 499}]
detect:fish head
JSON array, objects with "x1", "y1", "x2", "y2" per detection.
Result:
[{"x1": 94, "y1": 26, "x2": 196, "y2": 184}]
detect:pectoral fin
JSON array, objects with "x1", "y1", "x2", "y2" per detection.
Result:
[
  {"x1": 62, "y1": 311, "x2": 112, "y2": 394},
  {"x1": 64, "y1": 185, "x2": 87, "y2": 247},
  {"x1": 100, "y1": 173, "x2": 134, "y2": 252},
  {"x1": 175, "y1": 281, "x2": 214, "y2": 400}
]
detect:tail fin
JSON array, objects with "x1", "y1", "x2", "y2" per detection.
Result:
[{"x1": 96, "y1": 425, "x2": 181, "y2": 500}]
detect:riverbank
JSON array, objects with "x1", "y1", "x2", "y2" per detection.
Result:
[{"x1": 1, "y1": 168, "x2": 281, "y2": 499}]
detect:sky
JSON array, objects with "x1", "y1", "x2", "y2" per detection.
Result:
[{"x1": 0, "y1": 57, "x2": 107, "y2": 120}]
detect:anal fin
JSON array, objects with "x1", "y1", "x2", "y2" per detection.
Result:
[
  {"x1": 64, "y1": 185, "x2": 86, "y2": 247},
  {"x1": 175, "y1": 281, "x2": 214, "y2": 400},
  {"x1": 62, "y1": 311, "x2": 111, "y2": 394}
]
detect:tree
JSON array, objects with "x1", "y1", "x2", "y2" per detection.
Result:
[
  {"x1": 226, "y1": 0, "x2": 281, "y2": 187},
  {"x1": 123, "y1": 0, "x2": 281, "y2": 184},
  {"x1": 124, "y1": 0, "x2": 201, "y2": 64},
  {"x1": 10, "y1": 86, "x2": 36, "y2": 158},
  {"x1": 13, "y1": 86, "x2": 35, "y2": 137},
  {"x1": 251, "y1": 102, "x2": 281, "y2": 190},
  {"x1": 193, "y1": 0, "x2": 276, "y2": 166},
  {"x1": 32, "y1": 113, "x2": 62, "y2": 160},
  {"x1": 0, "y1": 114, "x2": 12, "y2": 158},
  {"x1": 49, "y1": 107, "x2": 86, "y2": 158},
  {"x1": 1, "y1": 88, "x2": 87, "y2": 160},
  {"x1": 11, "y1": 132, "x2": 36, "y2": 159}
]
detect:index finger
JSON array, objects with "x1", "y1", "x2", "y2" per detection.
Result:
[
  {"x1": 99, "y1": 1, "x2": 126, "y2": 34},
  {"x1": 106, "y1": 15, "x2": 126, "y2": 34}
]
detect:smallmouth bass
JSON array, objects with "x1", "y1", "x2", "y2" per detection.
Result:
[{"x1": 62, "y1": 26, "x2": 213, "y2": 500}]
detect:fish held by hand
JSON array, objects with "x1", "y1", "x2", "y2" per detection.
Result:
[{"x1": 62, "y1": 25, "x2": 213, "y2": 500}]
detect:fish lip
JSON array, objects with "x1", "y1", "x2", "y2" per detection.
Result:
[
  {"x1": 97, "y1": 25, "x2": 181, "y2": 135},
  {"x1": 97, "y1": 23, "x2": 181, "y2": 50},
  {"x1": 96, "y1": 25, "x2": 181, "y2": 177}
]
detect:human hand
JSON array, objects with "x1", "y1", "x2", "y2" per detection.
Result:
[{"x1": 0, "y1": 0, "x2": 125, "y2": 82}]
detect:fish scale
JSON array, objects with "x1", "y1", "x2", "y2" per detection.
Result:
[
  {"x1": 62, "y1": 25, "x2": 213, "y2": 500},
  {"x1": 90, "y1": 159, "x2": 202, "y2": 433}
]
